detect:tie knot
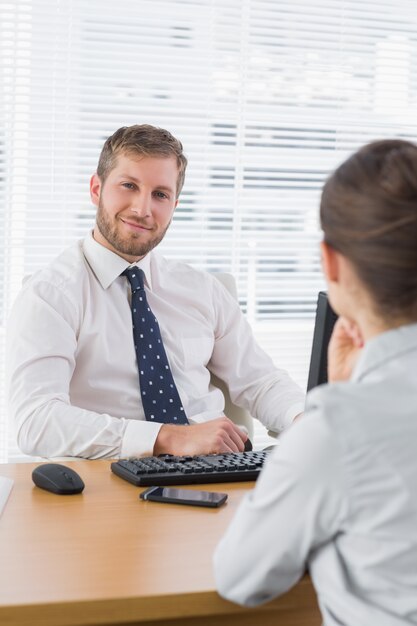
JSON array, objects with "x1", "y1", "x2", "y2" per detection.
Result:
[{"x1": 122, "y1": 267, "x2": 145, "y2": 293}]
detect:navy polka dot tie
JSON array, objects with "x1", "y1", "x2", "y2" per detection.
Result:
[{"x1": 122, "y1": 268, "x2": 189, "y2": 425}]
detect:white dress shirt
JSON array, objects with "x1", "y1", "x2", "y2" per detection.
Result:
[
  {"x1": 214, "y1": 323, "x2": 417, "y2": 626},
  {"x1": 6, "y1": 232, "x2": 304, "y2": 459}
]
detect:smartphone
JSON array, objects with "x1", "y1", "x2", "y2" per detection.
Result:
[{"x1": 140, "y1": 486, "x2": 227, "y2": 508}]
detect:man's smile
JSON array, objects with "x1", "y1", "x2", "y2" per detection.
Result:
[{"x1": 120, "y1": 217, "x2": 153, "y2": 232}]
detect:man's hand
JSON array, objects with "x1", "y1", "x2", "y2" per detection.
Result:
[
  {"x1": 153, "y1": 416, "x2": 248, "y2": 457},
  {"x1": 328, "y1": 317, "x2": 364, "y2": 382}
]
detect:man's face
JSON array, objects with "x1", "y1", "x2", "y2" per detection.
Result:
[{"x1": 90, "y1": 153, "x2": 179, "y2": 262}]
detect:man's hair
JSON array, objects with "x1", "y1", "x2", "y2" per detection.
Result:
[
  {"x1": 96, "y1": 124, "x2": 188, "y2": 196},
  {"x1": 320, "y1": 139, "x2": 417, "y2": 322}
]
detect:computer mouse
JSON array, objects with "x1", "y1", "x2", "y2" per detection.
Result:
[
  {"x1": 237, "y1": 426, "x2": 252, "y2": 452},
  {"x1": 244, "y1": 438, "x2": 253, "y2": 452},
  {"x1": 32, "y1": 463, "x2": 85, "y2": 495}
]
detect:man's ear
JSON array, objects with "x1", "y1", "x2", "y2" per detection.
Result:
[
  {"x1": 90, "y1": 173, "x2": 102, "y2": 207},
  {"x1": 320, "y1": 240, "x2": 339, "y2": 283}
]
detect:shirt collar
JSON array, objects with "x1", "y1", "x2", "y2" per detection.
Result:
[
  {"x1": 351, "y1": 322, "x2": 417, "y2": 383},
  {"x1": 82, "y1": 231, "x2": 153, "y2": 290}
]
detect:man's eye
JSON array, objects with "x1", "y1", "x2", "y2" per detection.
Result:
[
  {"x1": 154, "y1": 191, "x2": 168, "y2": 199},
  {"x1": 122, "y1": 182, "x2": 136, "y2": 190}
]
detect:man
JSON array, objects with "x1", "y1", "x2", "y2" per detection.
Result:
[{"x1": 7, "y1": 124, "x2": 304, "y2": 459}]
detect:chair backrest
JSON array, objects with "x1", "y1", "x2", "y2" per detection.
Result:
[{"x1": 211, "y1": 273, "x2": 254, "y2": 439}]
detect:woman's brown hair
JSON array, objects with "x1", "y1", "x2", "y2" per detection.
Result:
[{"x1": 320, "y1": 139, "x2": 417, "y2": 322}]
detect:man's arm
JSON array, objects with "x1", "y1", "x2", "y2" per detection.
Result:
[
  {"x1": 6, "y1": 279, "x2": 163, "y2": 459},
  {"x1": 208, "y1": 278, "x2": 305, "y2": 433}
]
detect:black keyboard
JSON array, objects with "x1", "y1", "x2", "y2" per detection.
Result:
[{"x1": 111, "y1": 450, "x2": 270, "y2": 486}]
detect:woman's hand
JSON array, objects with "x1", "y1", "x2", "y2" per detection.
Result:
[{"x1": 328, "y1": 317, "x2": 364, "y2": 382}]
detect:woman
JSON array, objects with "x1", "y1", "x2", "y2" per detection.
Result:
[{"x1": 214, "y1": 140, "x2": 417, "y2": 626}]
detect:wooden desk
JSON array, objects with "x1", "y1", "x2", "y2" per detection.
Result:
[{"x1": 0, "y1": 461, "x2": 321, "y2": 626}]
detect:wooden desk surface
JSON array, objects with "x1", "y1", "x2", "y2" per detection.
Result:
[{"x1": 0, "y1": 460, "x2": 321, "y2": 626}]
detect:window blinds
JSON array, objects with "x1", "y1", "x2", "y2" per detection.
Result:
[{"x1": 1, "y1": 0, "x2": 417, "y2": 458}]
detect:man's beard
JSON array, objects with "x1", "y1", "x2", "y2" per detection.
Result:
[{"x1": 96, "y1": 199, "x2": 170, "y2": 258}]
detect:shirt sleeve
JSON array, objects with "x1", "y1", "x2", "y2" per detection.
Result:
[
  {"x1": 6, "y1": 279, "x2": 161, "y2": 459},
  {"x1": 213, "y1": 412, "x2": 348, "y2": 606},
  {"x1": 208, "y1": 278, "x2": 305, "y2": 433}
]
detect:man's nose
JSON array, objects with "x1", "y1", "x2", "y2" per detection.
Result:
[{"x1": 130, "y1": 193, "x2": 151, "y2": 216}]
